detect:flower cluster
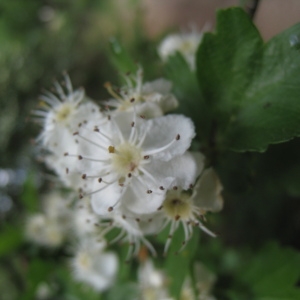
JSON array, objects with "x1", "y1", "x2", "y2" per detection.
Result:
[{"x1": 30, "y1": 68, "x2": 223, "y2": 290}]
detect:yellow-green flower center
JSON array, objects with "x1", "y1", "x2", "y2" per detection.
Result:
[
  {"x1": 55, "y1": 103, "x2": 74, "y2": 123},
  {"x1": 163, "y1": 192, "x2": 192, "y2": 220},
  {"x1": 111, "y1": 142, "x2": 142, "y2": 177}
]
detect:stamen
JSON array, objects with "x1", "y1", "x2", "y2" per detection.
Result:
[
  {"x1": 94, "y1": 128, "x2": 114, "y2": 143},
  {"x1": 108, "y1": 230, "x2": 126, "y2": 245},
  {"x1": 64, "y1": 73, "x2": 74, "y2": 96},
  {"x1": 141, "y1": 236, "x2": 157, "y2": 257},
  {"x1": 40, "y1": 92, "x2": 61, "y2": 106},
  {"x1": 33, "y1": 110, "x2": 48, "y2": 117},
  {"x1": 125, "y1": 238, "x2": 136, "y2": 263},
  {"x1": 139, "y1": 166, "x2": 160, "y2": 188},
  {"x1": 110, "y1": 118, "x2": 125, "y2": 143},
  {"x1": 196, "y1": 221, "x2": 217, "y2": 238},
  {"x1": 133, "y1": 239, "x2": 141, "y2": 257},
  {"x1": 54, "y1": 81, "x2": 66, "y2": 100},
  {"x1": 108, "y1": 146, "x2": 115, "y2": 153},
  {"x1": 136, "y1": 123, "x2": 148, "y2": 148},
  {"x1": 75, "y1": 132, "x2": 108, "y2": 151},
  {"x1": 143, "y1": 135, "x2": 179, "y2": 156},
  {"x1": 70, "y1": 154, "x2": 108, "y2": 163},
  {"x1": 104, "y1": 82, "x2": 123, "y2": 101}
]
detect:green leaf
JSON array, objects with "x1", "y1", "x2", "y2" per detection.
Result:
[
  {"x1": 197, "y1": 7, "x2": 300, "y2": 152},
  {"x1": 240, "y1": 242, "x2": 300, "y2": 299},
  {"x1": 21, "y1": 172, "x2": 39, "y2": 213},
  {"x1": 0, "y1": 226, "x2": 23, "y2": 257},
  {"x1": 108, "y1": 37, "x2": 138, "y2": 75},
  {"x1": 164, "y1": 226, "x2": 200, "y2": 299},
  {"x1": 23, "y1": 259, "x2": 55, "y2": 300},
  {"x1": 105, "y1": 283, "x2": 138, "y2": 300}
]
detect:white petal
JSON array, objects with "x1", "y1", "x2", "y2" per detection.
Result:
[
  {"x1": 122, "y1": 179, "x2": 167, "y2": 214},
  {"x1": 139, "y1": 212, "x2": 164, "y2": 235},
  {"x1": 146, "y1": 152, "x2": 203, "y2": 190},
  {"x1": 142, "y1": 78, "x2": 172, "y2": 94},
  {"x1": 90, "y1": 182, "x2": 124, "y2": 216},
  {"x1": 192, "y1": 168, "x2": 223, "y2": 212},
  {"x1": 158, "y1": 94, "x2": 178, "y2": 113},
  {"x1": 136, "y1": 102, "x2": 164, "y2": 118},
  {"x1": 94, "y1": 251, "x2": 119, "y2": 281},
  {"x1": 141, "y1": 114, "x2": 195, "y2": 161}
]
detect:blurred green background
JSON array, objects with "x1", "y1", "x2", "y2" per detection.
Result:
[{"x1": 1, "y1": 1, "x2": 300, "y2": 300}]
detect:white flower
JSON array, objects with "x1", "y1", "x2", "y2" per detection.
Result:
[
  {"x1": 138, "y1": 259, "x2": 172, "y2": 300},
  {"x1": 72, "y1": 198, "x2": 100, "y2": 238},
  {"x1": 104, "y1": 68, "x2": 178, "y2": 118},
  {"x1": 34, "y1": 74, "x2": 85, "y2": 151},
  {"x1": 158, "y1": 31, "x2": 203, "y2": 70},
  {"x1": 42, "y1": 191, "x2": 72, "y2": 223},
  {"x1": 180, "y1": 277, "x2": 197, "y2": 300},
  {"x1": 25, "y1": 192, "x2": 72, "y2": 247},
  {"x1": 66, "y1": 112, "x2": 196, "y2": 217},
  {"x1": 194, "y1": 262, "x2": 217, "y2": 300},
  {"x1": 34, "y1": 75, "x2": 106, "y2": 188},
  {"x1": 157, "y1": 168, "x2": 223, "y2": 254},
  {"x1": 72, "y1": 239, "x2": 118, "y2": 291},
  {"x1": 25, "y1": 213, "x2": 66, "y2": 247}
]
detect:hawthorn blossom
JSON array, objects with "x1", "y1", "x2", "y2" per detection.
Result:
[
  {"x1": 25, "y1": 213, "x2": 65, "y2": 247},
  {"x1": 195, "y1": 262, "x2": 217, "y2": 300},
  {"x1": 72, "y1": 198, "x2": 100, "y2": 238},
  {"x1": 65, "y1": 110, "x2": 197, "y2": 217},
  {"x1": 34, "y1": 74, "x2": 106, "y2": 188},
  {"x1": 96, "y1": 203, "x2": 163, "y2": 260},
  {"x1": 25, "y1": 192, "x2": 72, "y2": 247},
  {"x1": 157, "y1": 168, "x2": 223, "y2": 254},
  {"x1": 72, "y1": 239, "x2": 118, "y2": 291},
  {"x1": 158, "y1": 30, "x2": 203, "y2": 70},
  {"x1": 104, "y1": 68, "x2": 178, "y2": 118},
  {"x1": 137, "y1": 259, "x2": 171, "y2": 300},
  {"x1": 34, "y1": 74, "x2": 84, "y2": 151}
]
